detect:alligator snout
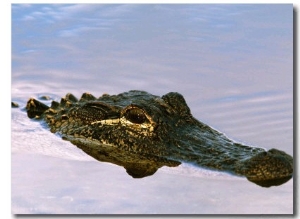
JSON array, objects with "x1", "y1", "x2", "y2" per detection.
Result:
[{"x1": 236, "y1": 148, "x2": 293, "y2": 187}]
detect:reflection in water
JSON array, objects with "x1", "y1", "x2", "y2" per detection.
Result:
[{"x1": 25, "y1": 90, "x2": 293, "y2": 187}]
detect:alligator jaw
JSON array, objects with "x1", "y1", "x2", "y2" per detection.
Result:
[{"x1": 168, "y1": 126, "x2": 293, "y2": 187}]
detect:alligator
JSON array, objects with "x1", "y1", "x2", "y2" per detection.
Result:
[{"x1": 24, "y1": 90, "x2": 293, "y2": 187}]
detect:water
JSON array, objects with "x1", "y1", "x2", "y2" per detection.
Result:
[{"x1": 11, "y1": 4, "x2": 293, "y2": 214}]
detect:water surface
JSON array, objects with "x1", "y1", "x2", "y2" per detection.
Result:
[{"x1": 11, "y1": 4, "x2": 293, "y2": 214}]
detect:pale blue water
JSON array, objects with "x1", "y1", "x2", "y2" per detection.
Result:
[{"x1": 11, "y1": 4, "x2": 293, "y2": 214}]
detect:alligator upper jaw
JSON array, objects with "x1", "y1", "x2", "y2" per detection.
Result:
[{"x1": 168, "y1": 127, "x2": 293, "y2": 187}]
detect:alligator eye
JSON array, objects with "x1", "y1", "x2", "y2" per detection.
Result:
[{"x1": 124, "y1": 108, "x2": 147, "y2": 124}]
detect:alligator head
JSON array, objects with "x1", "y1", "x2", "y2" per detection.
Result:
[{"x1": 25, "y1": 90, "x2": 293, "y2": 187}]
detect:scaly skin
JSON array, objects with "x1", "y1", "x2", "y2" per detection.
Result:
[{"x1": 25, "y1": 90, "x2": 293, "y2": 187}]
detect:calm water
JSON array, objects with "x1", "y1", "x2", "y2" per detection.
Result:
[{"x1": 11, "y1": 4, "x2": 293, "y2": 214}]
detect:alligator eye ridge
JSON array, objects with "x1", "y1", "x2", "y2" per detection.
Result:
[{"x1": 124, "y1": 108, "x2": 147, "y2": 124}]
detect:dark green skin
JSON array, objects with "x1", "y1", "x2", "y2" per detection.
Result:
[{"x1": 25, "y1": 90, "x2": 293, "y2": 187}]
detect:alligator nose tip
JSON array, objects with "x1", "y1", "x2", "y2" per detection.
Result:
[{"x1": 237, "y1": 148, "x2": 293, "y2": 187}]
